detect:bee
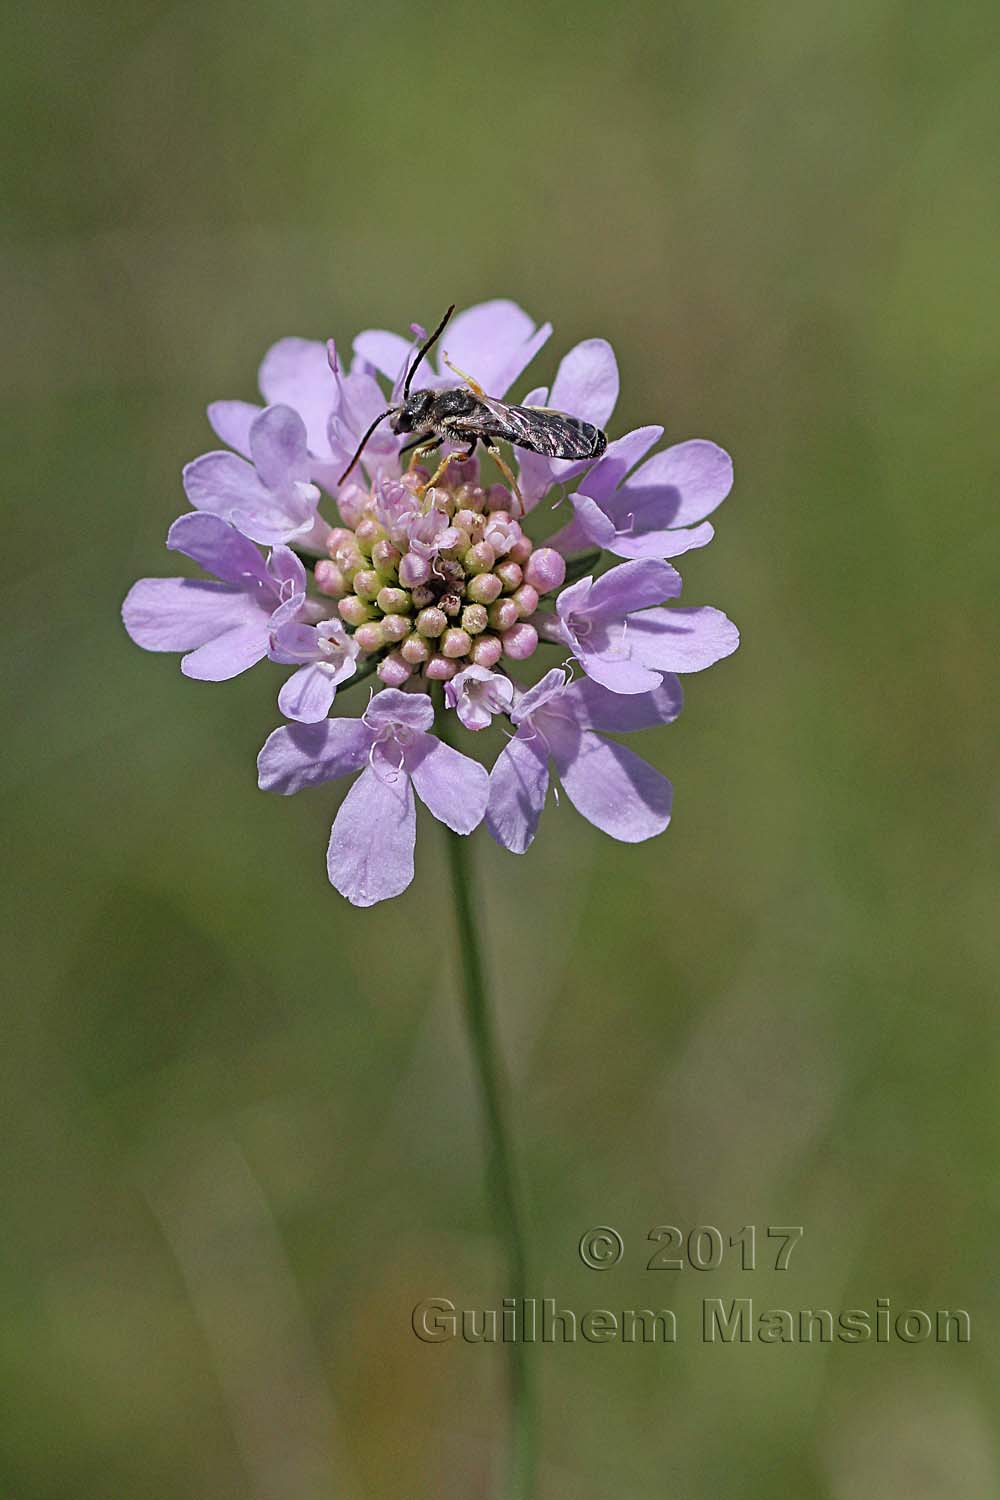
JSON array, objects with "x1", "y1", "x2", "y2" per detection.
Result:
[{"x1": 338, "y1": 305, "x2": 608, "y2": 507}]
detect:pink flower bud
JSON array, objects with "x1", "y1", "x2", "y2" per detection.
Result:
[
  {"x1": 354, "y1": 620, "x2": 386, "y2": 653},
  {"x1": 456, "y1": 484, "x2": 486, "y2": 513},
  {"x1": 399, "y1": 552, "x2": 431, "y2": 588},
  {"x1": 500, "y1": 622, "x2": 538, "y2": 660},
  {"x1": 325, "y1": 527, "x2": 354, "y2": 556},
  {"x1": 441, "y1": 627, "x2": 472, "y2": 659},
  {"x1": 377, "y1": 651, "x2": 412, "y2": 686},
  {"x1": 483, "y1": 514, "x2": 522, "y2": 558},
  {"x1": 402, "y1": 468, "x2": 428, "y2": 495},
  {"x1": 488, "y1": 598, "x2": 520, "y2": 633},
  {"x1": 512, "y1": 584, "x2": 539, "y2": 618},
  {"x1": 415, "y1": 607, "x2": 447, "y2": 638},
  {"x1": 425, "y1": 653, "x2": 459, "y2": 680},
  {"x1": 337, "y1": 485, "x2": 367, "y2": 528},
  {"x1": 314, "y1": 560, "x2": 347, "y2": 597},
  {"x1": 382, "y1": 613, "x2": 411, "y2": 642},
  {"x1": 524, "y1": 547, "x2": 566, "y2": 594},
  {"x1": 401, "y1": 634, "x2": 431, "y2": 665},
  {"x1": 469, "y1": 634, "x2": 503, "y2": 668},
  {"x1": 334, "y1": 542, "x2": 365, "y2": 579},
  {"x1": 496, "y1": 561, "x2": 523, "y2": 593},
  {"x1": 508, "y1": 535, "x2": 533, "y2": 565}
]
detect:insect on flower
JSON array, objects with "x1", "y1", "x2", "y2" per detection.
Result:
[{"x1": 338, "y1": 305, "x2": 608, "y2": 510}]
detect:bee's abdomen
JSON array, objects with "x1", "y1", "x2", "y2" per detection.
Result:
[{"x1": 498, "y1": 406, "x2": 608, "y2": 460}]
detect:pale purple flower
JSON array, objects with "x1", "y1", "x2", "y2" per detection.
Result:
[
  {"x1": 545, "y1": 559, "x2": 739, "y2": 695},
  {"x1": 550, "y1": 432, "x2": 732, "y2": 561},
  {"x1": 486, "y1": 669, "x2": 681, "y2": 853},
  {"x1": 406, "y1": 508, "x2": 462, "y2": 564},
  {"x1": 122, "y1": 513, "x2": 314, "y2": 682},
  {"x1": 373, "y1": 476, "x2": 423, "y2": 545},
  {"x1": 445, "y1": 667, "x2": 516, "y2": 731},
  {"x1": 482, "y1": 511, "x2": 523, "y2": 558},
  {"x1": 184, "y1": 405, "x2": 327, "y2": 549},
  {"x1": 270, "y1": 618, "x2": 360, "y2": 724},
  {"x1": 257, "y1": 690, "x2": 489, "y2": 906},
  {"x1": 517, "y1": 338, "x2": 621, "y2": 508}
]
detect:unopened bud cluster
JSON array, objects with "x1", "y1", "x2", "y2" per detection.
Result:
[{"x1": 314, "y1": 458, "x2": 566, "y2": 686}]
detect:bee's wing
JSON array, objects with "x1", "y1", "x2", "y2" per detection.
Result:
[{"x1": 458, "y1": 398, "x2": 606, "y2": 459}]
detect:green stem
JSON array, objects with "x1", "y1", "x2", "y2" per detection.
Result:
[{"x1": 444, "y1": 824, "x2": 536, "y2": 1500}]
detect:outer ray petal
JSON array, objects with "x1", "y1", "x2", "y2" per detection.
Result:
[
  {"x1": 406, "y1": 734, "x2": 489, "y2": 834},
  {"x1": 548, "y1": 723, "x2": 672, "y2": 843},
  {"x1": 485, "y1": 731, "x2": 550, "y2": 854},
  {"x1": 327, "y1": 765, "x2": 416, "y2": 907}
]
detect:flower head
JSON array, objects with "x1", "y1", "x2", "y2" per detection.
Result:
[{"x1": 123, "y1": 296, "x2": 740, "y2": 903}]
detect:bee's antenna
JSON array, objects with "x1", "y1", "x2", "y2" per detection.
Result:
[
  {"x1": 403, "y1": 304, "x2": 455, "y2": 399},
  {"x1": 337, "y1": 408, "x2": 397, "y2": 486}
]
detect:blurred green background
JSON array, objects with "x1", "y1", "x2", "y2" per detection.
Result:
[{"x1": 4, "y1": 0, "x2": 999, "y2": 1494}]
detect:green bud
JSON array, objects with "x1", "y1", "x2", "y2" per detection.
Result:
[
  {"x1": 353, "y1": 569, "x2": 381, "y2": 601},
  {"x1": 371, "y1": 538, "x2": 401, "y2": 578},
  {"x1": 354, "y1": 517, "x2": 387, "y2": 555},
  {"x1": 338, "y1": 595, "x2": 377, "y2": 626},
  {"x1": 464, "y1": 542, "x2": 497, "y2": 575},
  {"x1": 377, "y1": 586, "x2": 410, "y2": 614},
  {"x1": 467, "y1": 572, "x2": 503, "y2": 605},
  {"x1": 461, "y1": 603, "x2": 489, "y2": 635}
]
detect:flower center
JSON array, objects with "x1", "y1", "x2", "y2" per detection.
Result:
[{"x1": 321, "y1": 458, "x2": 556, "y2": 687}]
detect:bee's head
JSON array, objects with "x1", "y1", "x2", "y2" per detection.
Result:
[{"x1": 391, "y1": 389, "x2": 434, "y2": 435}]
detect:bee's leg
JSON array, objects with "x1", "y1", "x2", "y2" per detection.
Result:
[
  {"x1": 485, "y1": 444, "x2": 526, "y2": 517},
  {"x1": 441, "y1": 352, "x2": 487, "y2": 400},
  {"x1": 405, "y1": 439, "x2": 439, "y2": 473},
  {"x1": 417, "y1": 447, "x2": 466, "y2": 496}
]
